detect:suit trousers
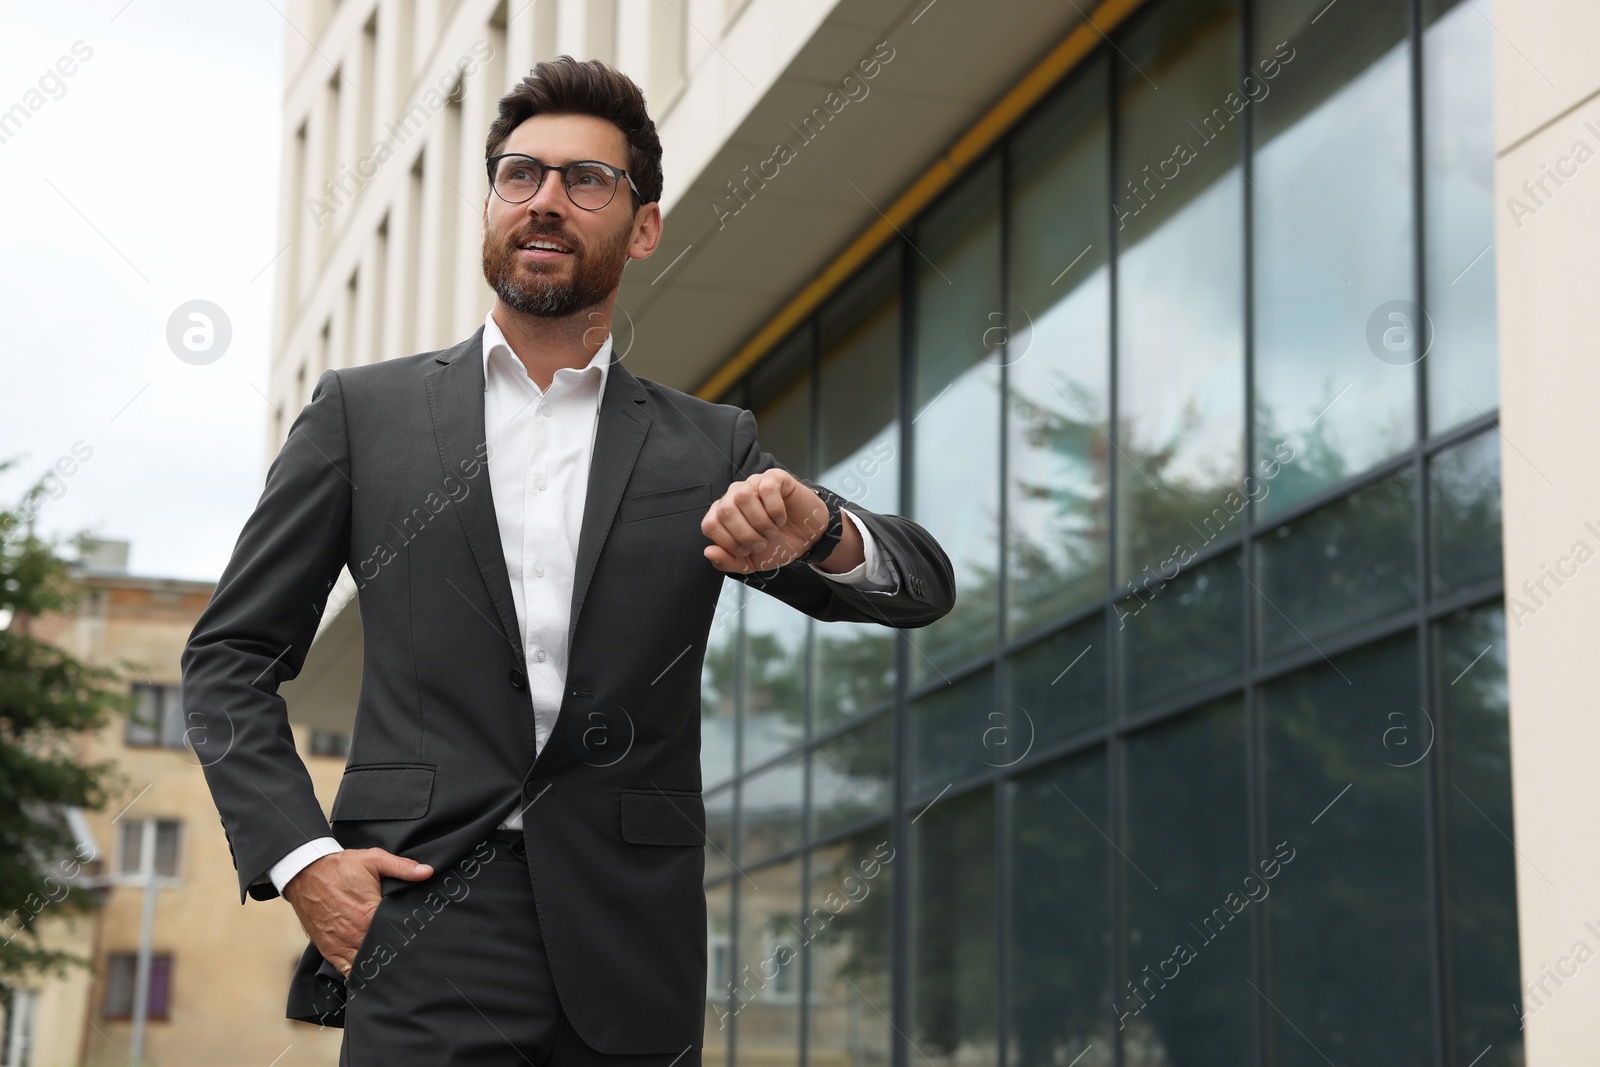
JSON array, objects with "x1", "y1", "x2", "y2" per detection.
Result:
[{"x1": 338, "y1": 829, "x2": 703, "y2": 1067}]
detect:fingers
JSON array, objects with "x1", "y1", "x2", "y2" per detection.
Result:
[
  {"x1": 702, "y1": 472, "x2": 789, "y2": 566},
  {"x1": 367, "y1": 848, "x2": 434, "y2": 882}
]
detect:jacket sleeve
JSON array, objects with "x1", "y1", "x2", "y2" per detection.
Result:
[
  {"x1": 727, "y1": 407, "x2": 955, "y2": 628},
  {"x1": 181, "y1": 369, "x2": 353, "y2": 904}
]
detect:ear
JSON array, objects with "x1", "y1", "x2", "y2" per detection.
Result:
[{"x1": 628, "y1": 201, "x2": 663, "y2": 261}]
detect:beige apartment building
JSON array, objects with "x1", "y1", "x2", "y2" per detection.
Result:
[
  {"x1": 7, "y1": 540, "x2": 348, "y2": 1067},
  {"x1": 126, "y1": 0, "x2": 1600, "y2": 1065}
]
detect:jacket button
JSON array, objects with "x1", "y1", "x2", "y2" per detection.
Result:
[
  {"x1": 522, "y1": 779, "x2": 545, "y2": 800},
  {"x1": 509, "y1": 668, "x2": 526, "y2": 689},
  {"x1": 510, "y1": 837, "x2": 527, "y2": 857}
]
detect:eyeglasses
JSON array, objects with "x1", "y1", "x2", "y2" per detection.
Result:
[{"x1": 486, "y1": 153, "x2": 642, "y2": 211}]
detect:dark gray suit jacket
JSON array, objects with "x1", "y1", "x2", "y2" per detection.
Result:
[{"x1": 179, "y1": 326, "x2": 955, "y2": 1052}]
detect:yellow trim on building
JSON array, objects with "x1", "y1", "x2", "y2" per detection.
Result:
[{"x1": 693, "y1": 0, "x2": 1151, "y2": 401}]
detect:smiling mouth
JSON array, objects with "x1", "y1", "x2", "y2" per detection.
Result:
[{"x1": 516, "y1": 236, "x2": 575, "y2": 257}]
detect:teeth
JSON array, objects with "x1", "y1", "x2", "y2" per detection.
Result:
[{"x1": 522, "y1": 239, "x2": 568, "y2": 252}]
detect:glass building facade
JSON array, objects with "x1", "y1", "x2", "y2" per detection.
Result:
[{"x1": 700, "y1": 0, "x2": 1516, "y2": 1064}]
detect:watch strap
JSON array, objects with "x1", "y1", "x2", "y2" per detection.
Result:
[{"x1": 796, "y1": 478, "x2": 845, "y2": 566}]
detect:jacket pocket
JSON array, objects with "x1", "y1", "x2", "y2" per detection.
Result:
[
  {"x1": 619, "y1": 788, "x2": 705, "y2": 845},
  {"x1": 330, "y1": 764, "x2": 436, "y2": 822},
  {"x1": 616, "y1": 482, "x2": 713, "y2": 524}
]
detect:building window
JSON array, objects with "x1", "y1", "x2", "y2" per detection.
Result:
[
  {"x1": 116, "y1": 819, "x2": 181, "y2": 881},
  {"x1": 309, "y1": 730, "x2": 350, "y2": 758},
  {"x1": 2, "y1": 987, "x2": 39, "y2": 1067},
  {"x1": 701, "y1": 0, "x2": 1515, "y2": 1065},
  {"x1": 102, "y1": 954, "x2": 172, "y2": 1020},
  {"x1": 125, "y1": 684, "x2": 187, "y2": 749}
]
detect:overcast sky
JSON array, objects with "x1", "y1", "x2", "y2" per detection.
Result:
[{"x1": 0, "y1": 0, "x2": 287, "y2": 582}]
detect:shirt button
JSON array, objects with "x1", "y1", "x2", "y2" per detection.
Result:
[
  {"x1": 539, "y1": 405, "x2": 552, "y2": 417},
  {"x1": 533, "y1": 563, "x2": 545, "y2": 577},
  {"x1": 534, "y1": 648, "x2": 548, "y2": 663},
  {"x1": 535, "y1": 478, "x2": 547, "y2": 491},
  {"x1": 509, "y1": 668, "x2": 526, "y2": 689}
]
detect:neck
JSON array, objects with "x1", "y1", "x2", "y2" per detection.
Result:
[{"x1": 491, "y1": 295, "x2": 615, "y2": 392}]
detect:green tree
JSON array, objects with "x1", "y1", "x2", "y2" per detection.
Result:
[{"x1": 0, "y1": 460, "x2": 129, "y2": 981}]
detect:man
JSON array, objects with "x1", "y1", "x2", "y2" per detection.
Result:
[{"x1": 182, "y1": 56, "x2": 954, "y2": 1065}]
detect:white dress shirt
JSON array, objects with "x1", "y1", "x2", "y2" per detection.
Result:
[{"x1": 266, "y1": 310, "x2": 899, "y2": 893}]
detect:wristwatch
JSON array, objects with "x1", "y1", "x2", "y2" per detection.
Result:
[{"x1": 795, "y1": 478, "x2": 845, "y2": 567}]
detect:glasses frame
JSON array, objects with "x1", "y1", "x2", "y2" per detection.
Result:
[{"x1": 486, "y1": 153, "x2": 643, "y2": 211}]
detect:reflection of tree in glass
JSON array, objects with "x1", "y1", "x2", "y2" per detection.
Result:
[
  {"x1": 814, "y1": 627, "x2": 894, "y2": 727},
  {"x1": 743, "y1": 628, "x2": 806, "y2": 733},
  {"x1": 1007, "y1": 375, "x2": 1108, "y2": 634},
  {"x1": 1009, "y1": 759, "x2": 1111, "y2": 1067},
  {"x1": 811, "y1": 714, "x2": 892, "y2": 838},
  {"x1": 911, "y1": 789, "x2": 997, "y2": 1063},
  {"x1": 809, "y1": 830, "x2": 894, "y2": 985},
  {"x1": 1436, "y1": 607, "x2": 1521, "y2": 1067}
]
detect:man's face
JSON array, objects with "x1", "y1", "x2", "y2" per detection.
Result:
[{"x1": 481, "y1": 113, "x2": 655, "y2": 319}]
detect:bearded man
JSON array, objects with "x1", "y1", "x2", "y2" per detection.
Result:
[{"x1": 183, "y1": 55, "x2": 954, "y2": 1066}]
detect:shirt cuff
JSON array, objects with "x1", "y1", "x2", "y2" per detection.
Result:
[
  {"x1": 809, "y1": 507, "x2": 900, "y2": 592},
  {"x1": 268, "y1": 836, "x2": 345, "y2": 893}
]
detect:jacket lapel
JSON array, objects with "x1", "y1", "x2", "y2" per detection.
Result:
[
  {"x1": 567, "y1": 356, "x2": 650, "y2": 653},
  {"x1": 424, "y1": 327, "x2": 523, "y2": 653},
  {"x1": 423, "y1": 326, "x2": 653, "y2": 662}
]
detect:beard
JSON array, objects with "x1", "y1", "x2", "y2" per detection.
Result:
[{"x1": 482, "y1": 214, "x2": 632, "y2": 319}]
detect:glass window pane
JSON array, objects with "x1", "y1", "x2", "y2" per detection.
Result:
[
  {"x1": 1121, "y1": 699, "x2": 1251, "y2": 1063},
  {"x1": 702, "y1": 582, "x2": 741, "y2": 792},
  {"x1": 1009, "y1": 749, "x2": 1109, "y2": 1067},
  {"x1": 811, "y1": 712, "x2": 892, "y2": 839},
  {"x1": 1260, "y1": 635, "x2": 1433, "y2": 1065},
  {"x1": 734, "y1": 858, "x2": 803, "y2": 1067},
  {"x1": 1434, "y1": 606, "x2": 1522, "y2": 1067},
  {"x1": 1253, "y1": 0, "x2": 1415, "y2": 510},
  {"x1": 147, "y1": 955, "x2": 172, "y2": 1018},
  {"x1": 1424, "y1": 0, "x2": 1499, "y2": 432},
  {"x1": 1005, "y1": 613, "x2": 1106, "y2": 749},
  {"x1": 806, "y1": 825, "x2": 896, "y2": 1067},
  {"x1": 706, "y1": 786, "x2": 735, "y2": 883},
  {"x1": 1430, "y1": 430, "x2": 1501, "y2": 596},
  {"x1": 741, "y1": 591, "x2": 808, "y2": 767},
  {"x1": 160, "y1": 686, "x2": 188, "y2": 748},
  {"x1": 912, "y1": 160, "x2": 1002, "y2": 682},
  {"x1": 813, "y1": 618, "x2": 895, "y2": 733},
  {"x1": 154, "y1": 820, "x2": 180, "y2": 877},
  {"x1": 749, "y1": 329, "x2": 812, "y2": 478},
  {"x1": 118, "y1": 820, "x2": 142, "y2": 876},
  {"x1": 911, "y1": 786, "x2": 996, "y2": 1067},
  {"x1": 819, "y1": 249, "x2": 900, "y2": 499},
  {"x1": 910, "y1": 668, "x2": 994, "y2": 796},
  {"x1": 706, "y1": 879, "x2": 733, "y2": 1064},
  {"x1": 1122, "y1": 549, "x2": 1244, "y2": 710},
  {"x1": 816, "y1": 250, "x2": 900, "y2": 730},
  {"x1": 739, "y1": 754, "x2": 803, "y2": 865},
  {"x1": 1256, "y1": 470, "x2": 1418, "y2": 662},
  {"x1": 105, "y1": 955, "x2": 135, "y2": 1016},
  {"x1": 1006, "y1": 58, "x2": 1111, "y2": 636},
  {"x1": 1115, "y1": 0, "x2": 1245, "y2": 579},
  {"x1": 126, "y1": 685, "x2": 158, "y2": 747}
]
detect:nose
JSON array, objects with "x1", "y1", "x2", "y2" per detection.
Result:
[{"x1": 522, "y1": 171, "x2": 569, "y2": 219}]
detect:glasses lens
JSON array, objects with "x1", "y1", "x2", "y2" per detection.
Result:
[
  {"x1": 565, "y1": 163, "x2": 619, "y2": 209},
  {"x1": 494, "y1": 158, "x2": 543, "y2": 202}
]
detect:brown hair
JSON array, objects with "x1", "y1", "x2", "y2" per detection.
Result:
[{"x1": 485, "y1": 55, "x2": 663, "y2": 206}]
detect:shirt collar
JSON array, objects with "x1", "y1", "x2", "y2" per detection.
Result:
[{"x1": 481, "y1": 308, "x2": 613, "y2": 397}]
